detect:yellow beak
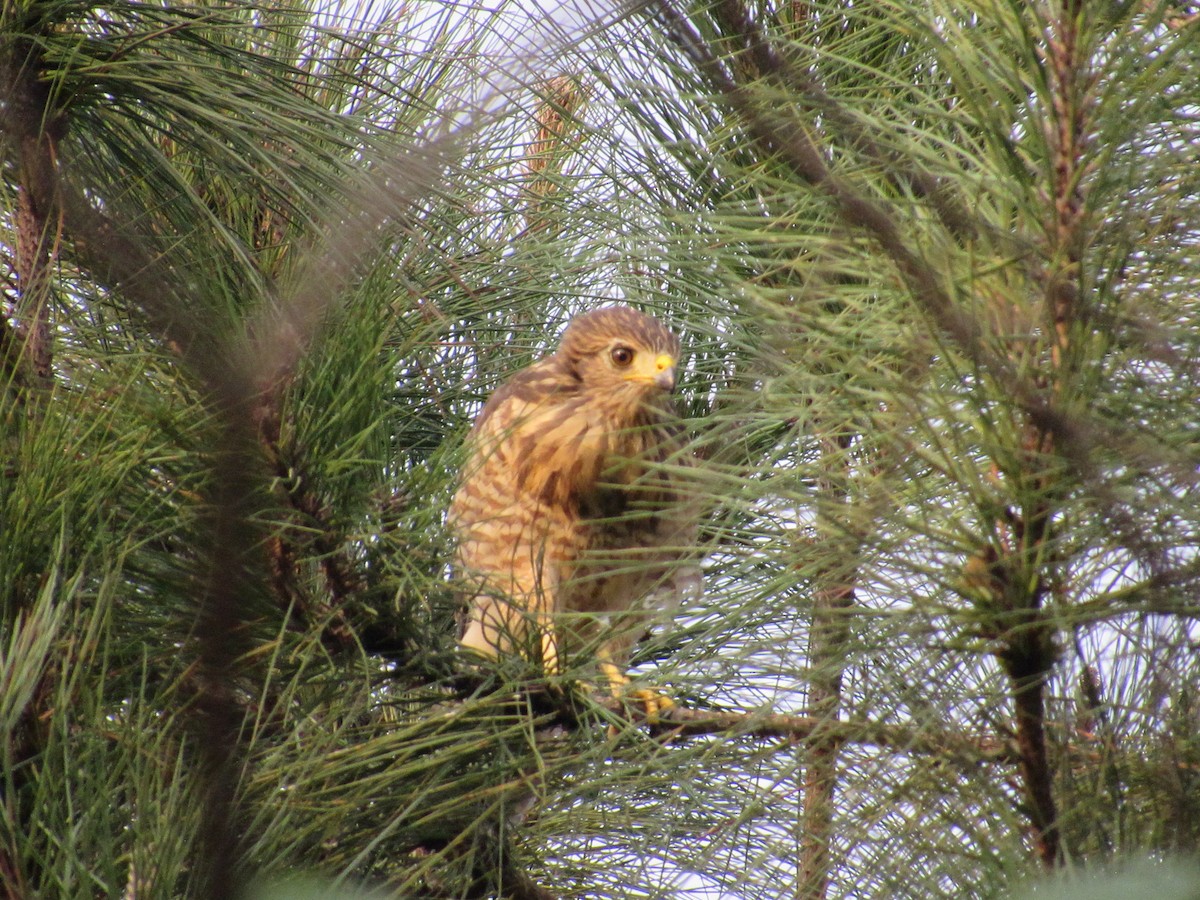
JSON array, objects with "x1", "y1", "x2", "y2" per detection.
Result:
[
  {"x1": 652, "y1": 353, "x2": 677, "y2": 392},
  {"x1": 623, "y1": 351, "x2": 678, "y2": 391}
]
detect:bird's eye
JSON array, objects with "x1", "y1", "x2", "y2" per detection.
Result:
[{"x1": 610, "y1": 346, "x2": 635, "y2": 367}]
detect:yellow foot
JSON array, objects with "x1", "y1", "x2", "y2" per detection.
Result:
[
  {"x1": 598, "y1": 659, "x2": 675, "y2": 723},
  {"x1": 623, "y1": 687, "x2": 675, "y2": 724}
]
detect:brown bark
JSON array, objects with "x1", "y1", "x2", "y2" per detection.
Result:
[
  {"x1": 1, "y1": 24, "x2": 66, "y2": 393},
  {"x1": 797, "y1": 432, "x2": 857, "y2": 899},
  {"x1": 1012, "y1": 671, "x2": 1059, "y2": 866}
]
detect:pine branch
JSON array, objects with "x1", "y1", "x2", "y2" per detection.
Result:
[
  {"x1": 588, "y1": 696, "x2": 1021, "y2": 767},
  {"x1": 0, "y1": 20, "x2": 64, "y2": 395},
  {"x1": 650, "y1": 0, "x2": 1198, "y2": 503}
]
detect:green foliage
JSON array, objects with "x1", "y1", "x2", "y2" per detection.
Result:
[{"x1": 2, "y1": 0, "x2": 1199, "y2": 897}]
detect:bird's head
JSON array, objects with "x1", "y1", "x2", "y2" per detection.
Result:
[{"x1": 556, "y1": 306, "x2": 681, "y2": 411}]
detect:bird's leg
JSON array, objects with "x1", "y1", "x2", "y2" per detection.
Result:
[
  {"x1": 597, "y1": 646, "x2": 674, "y2": 723},
  {"x1": 538, "y1": 621, "x2": 561, "y2": 677}
]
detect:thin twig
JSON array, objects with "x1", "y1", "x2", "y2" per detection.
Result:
[{"x1": 586, "y1": 696, "x2": 1021, "y2": 767}]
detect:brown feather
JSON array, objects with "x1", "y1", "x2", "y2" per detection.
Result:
[{"x1": 449, "y1": 306, "x2": 699, "y2": 674}]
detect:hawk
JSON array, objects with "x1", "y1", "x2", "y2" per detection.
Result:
[{"x1": 450, "y1": 306, "x2": 698, "y2": 704}]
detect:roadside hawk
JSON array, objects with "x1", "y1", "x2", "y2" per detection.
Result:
[{"x1": 450, "y1": 306, "x2": 699, "y2": 699}]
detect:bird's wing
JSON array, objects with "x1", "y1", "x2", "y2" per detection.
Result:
[{"x1": 451, "y1": 360, "x2": 595, "y2": 659}]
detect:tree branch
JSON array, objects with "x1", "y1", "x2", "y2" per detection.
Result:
[
  {"x1": 591, "y1": 697, "x2": 1021, "y2": 767},
  {"x1": 650, "y1": 0, "x2": 1199, "y2": 511}
]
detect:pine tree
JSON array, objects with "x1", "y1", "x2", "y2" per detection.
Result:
[{"x1": 2, "y1": 1, "x2": 1198, "y2": 898}]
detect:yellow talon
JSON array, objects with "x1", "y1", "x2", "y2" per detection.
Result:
[
  {"x1": 625, "y1": 687, "x2": 675, "y2": 723},
  {"x1": 598, "y1": 659, "x2": 673, "y2": 723}
]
